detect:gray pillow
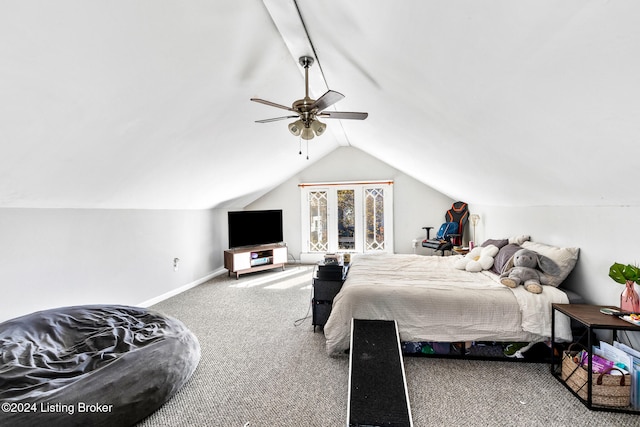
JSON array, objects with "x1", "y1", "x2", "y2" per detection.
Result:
[
  {"x1": 492, "y1": 243, "x2": 521, "y2": 275},
  {"x1": 481, "y1": 238, "x2": 509, "y2": 250}
]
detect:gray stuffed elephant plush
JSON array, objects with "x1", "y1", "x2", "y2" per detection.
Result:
[{"x1": 499, "y1": 248, "x2": 560, "y2": 294}]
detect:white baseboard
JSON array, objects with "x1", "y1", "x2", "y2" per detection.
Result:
[
  {"x1": 138, "y1": 267, "x2": 227, "y2": 308},
  {"x1": 299, "y1": 253, "x2": 326, "y2": 264}
]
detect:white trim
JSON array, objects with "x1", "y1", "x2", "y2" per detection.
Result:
[
  {"x1": 394, "y1": 320, "x2": 414, "y2": 427},
  {"x1": 137, "y1": 268, "x2": 227, "y2": 308},
  {"x1": 346, "y1": 318, "x2": 355, "y2": 427},
  {"x1": 300, "y1": 252, "x2": 327, "y2": 264}
]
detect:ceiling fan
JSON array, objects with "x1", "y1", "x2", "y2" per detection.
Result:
[{"x1": 250, "y1": 56, "x2": 368, "y2": 140}]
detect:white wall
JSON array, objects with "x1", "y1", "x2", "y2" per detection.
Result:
[
  {"x1": 248, "y1": 148, "x2": 640, "y2": 308},
  {"x1": 0, "y1": 208, "x2": 227, "y2": 322},
  {"x1": 3, "y1": 151, "x2": 631, "y2": 325},
  {"x1": 247, "y1": 147, "x2": 455, "y2": 258},
  {"x1": 471, "y1": 204, "x2": 640, "y2": 306}
]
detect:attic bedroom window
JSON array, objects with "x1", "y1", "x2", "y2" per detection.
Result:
[{"x1": 299, "y1": 181, "x2": 394, "y2": 261}]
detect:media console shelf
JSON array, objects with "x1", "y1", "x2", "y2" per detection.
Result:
[{"x1": 224, "y1": 244, "x2": 287, "y2": 279}]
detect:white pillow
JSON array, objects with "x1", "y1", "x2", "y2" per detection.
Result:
[
  {"x1": 521, "y1": 241, "x2": 579, "y2": 287},
  {"x1": 509, "y1": 235, "x2": 531, "y2": 245}
]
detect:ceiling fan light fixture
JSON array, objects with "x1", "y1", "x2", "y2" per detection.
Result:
[
  {"x1": 301, "y1": 126, "x2": 314, "y2": 140},
  {"x1": 310, "y1": 119, "x2": 326, "y2": 136},
  {"x1": 288, "y1": 120, "x2": 303, "y2": 136}
]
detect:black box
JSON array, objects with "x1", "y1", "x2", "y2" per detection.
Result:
[{"x1": 317, "y1": 263, "x2": 344, "y2": 280}]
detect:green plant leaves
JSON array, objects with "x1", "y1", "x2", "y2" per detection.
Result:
[{"x1": 609, "y1": 262, "x2": 640, "y2": 284}]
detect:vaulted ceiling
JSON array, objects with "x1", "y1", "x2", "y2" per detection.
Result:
[{"x1": 2, "y1": 1, "x2": 639, "y2": 209}]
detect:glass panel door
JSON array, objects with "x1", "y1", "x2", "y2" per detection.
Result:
[
  {"x1": 301, "y1": 182, "x2": 393, "y2": 257},
  {"x1": 337, "y1": 189, "x2": 355, "y2": 250},
  {"x1": 308, "y1": 190, "x2": 328, "y2": 252},
  {"x1": 365, "y1": 187, "x2": 385, "y2": 251}
]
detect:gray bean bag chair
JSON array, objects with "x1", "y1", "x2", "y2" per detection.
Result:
[{"x1": 0, "y1": 305, "x2": 200, "y2": 427}]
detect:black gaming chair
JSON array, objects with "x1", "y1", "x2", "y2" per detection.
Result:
[{"x1": 422, "y1": 201, "x2": 469, "y2": 255}]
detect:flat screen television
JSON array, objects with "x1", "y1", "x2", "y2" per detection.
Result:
[{"x1": 228, "y1": 209, "x2": 283, "y2": 249}]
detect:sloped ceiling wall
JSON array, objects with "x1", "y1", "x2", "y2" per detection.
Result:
[{"x1": 1, "y1": 1, "x2": 639, "y2": 209}]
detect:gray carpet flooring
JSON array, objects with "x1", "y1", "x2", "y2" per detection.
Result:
[{"x1": 137, "y1": 265, "x2": 639, "y2": 427}]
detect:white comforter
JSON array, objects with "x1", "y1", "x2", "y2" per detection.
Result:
[{"x1": 324, "y1": 253, "x2": 572, "y2": 355}]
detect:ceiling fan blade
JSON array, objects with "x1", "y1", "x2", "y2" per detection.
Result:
[
  {"x1": 250, "y1": 98, "x2": 295, "y2": 112},
  {"x1": 310, "y1": 90, "x2": 345, "y2": 112},
  {"x1": 318, "y1": 111, "x2": 368, "y2": 120},
  {"x1": 255, "y1": 115, "x2": 299, "y2": 123}
]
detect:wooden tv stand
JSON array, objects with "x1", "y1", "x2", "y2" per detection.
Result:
[{"x1": 224, "y1": 244, "x2": 287, "y2": 279}]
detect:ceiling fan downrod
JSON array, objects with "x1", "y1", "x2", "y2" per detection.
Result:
[{"x1": 299, "y1": 56, "x2": 314, "y2": 101}]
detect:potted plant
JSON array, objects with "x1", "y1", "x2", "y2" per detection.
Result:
[{"x1": 608, "y1": 262, "x2": 640, "y2": 312}]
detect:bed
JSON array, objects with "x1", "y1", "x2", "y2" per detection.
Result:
[{"x1": 324, "y1": 240, "x2": 579, "y2": 356}]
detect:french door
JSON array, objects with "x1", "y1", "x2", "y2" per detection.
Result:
[{"x1": 301, "y1": 181, "x2": 393, "y2": 259}]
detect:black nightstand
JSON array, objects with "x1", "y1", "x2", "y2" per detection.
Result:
[{"x1": 312, "y1": 263, "x2": 348, "y2": 331}]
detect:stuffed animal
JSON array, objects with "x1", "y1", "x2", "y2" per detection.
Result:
[
  {"x1": 499, "y1": 248, "x2": 560, "y2": 294},
  {"x1": 454, "y1": 245, "x2": 499, "y2": 272}
]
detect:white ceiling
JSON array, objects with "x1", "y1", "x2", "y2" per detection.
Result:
[{"x1": 1, "y1": 1, "x2": 639, "y2": 209}]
